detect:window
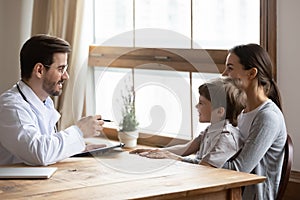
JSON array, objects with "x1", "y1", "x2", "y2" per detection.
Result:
[
  {"x1": 90, "y1": 47, "x2": 226, "y2": 140},
  {"x1": 90, "y1": 0, "x2": 276, "y2": 144},
  {"x1": 94, "y1": 0, "x2": 261, "y2": 49},
  {"x1": 193, "y1": 0, "x2": 260, "y2": 49}
]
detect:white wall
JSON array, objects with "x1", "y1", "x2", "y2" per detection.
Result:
[
  {"x1": 277, "y1": 0, "x2": 300, "y2": 171},
  {"x1": 0, "y1": 0, "x2": 299, "y2": 170},
  {"x1": 0, "y1": 0, "x2": 33, "y2": 94},
  {"x1": 0, "y1": 2, "x2": 3, "y2": 71}
]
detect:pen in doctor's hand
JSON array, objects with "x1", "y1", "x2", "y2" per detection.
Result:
[
  {"x1": 103, "y1": 119, "x2": 113, "y2": 122},
  {"x1": 98, "y1": 118, "x2": 113, "y2": 122}
]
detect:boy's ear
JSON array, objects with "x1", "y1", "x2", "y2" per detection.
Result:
[{"x1": 217, "y1": 107, "x2": 226, "y2": 118}]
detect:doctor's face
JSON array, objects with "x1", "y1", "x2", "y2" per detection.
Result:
[{"x1": 43, "y1": 53, "x2": 69, "y2": 96}]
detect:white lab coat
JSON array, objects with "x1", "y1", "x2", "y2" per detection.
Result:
[{"x1": 0, "y1": 81, "x2": 85, "y2": 166}]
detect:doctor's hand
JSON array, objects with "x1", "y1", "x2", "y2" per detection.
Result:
[{"x1": 76, "y1": 115, "x2": 104, "y2": 138}]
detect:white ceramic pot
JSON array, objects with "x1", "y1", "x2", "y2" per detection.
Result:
[{"x1": 118, "y1": 130, "x2": 139, "y2": 148}]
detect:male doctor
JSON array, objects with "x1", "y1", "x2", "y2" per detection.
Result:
[{"x1": 0, "y1": 34, "x2": 104, "y2": 166}]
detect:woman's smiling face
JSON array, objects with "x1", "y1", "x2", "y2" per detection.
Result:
[{"x1": 223, "y1": 52, "x2": 250, "y2": 90}]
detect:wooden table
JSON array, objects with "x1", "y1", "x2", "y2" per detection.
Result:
[{"x1": 0, "y1": 148, "x2": 265, "y2": 200}]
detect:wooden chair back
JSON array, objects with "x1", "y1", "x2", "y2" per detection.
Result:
[{"x1": 276, "y1": 134, "x2": 293, "y2": 200}]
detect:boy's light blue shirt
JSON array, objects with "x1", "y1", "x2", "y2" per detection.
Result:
[{"x1": 182, "y1": 119, "x2": 243, "y2": 168}]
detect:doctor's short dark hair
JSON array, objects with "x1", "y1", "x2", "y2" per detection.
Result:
[
  {"x1": 20, "y1": 34, "x2": 71, "y2": 80},
  {"x1": 198, "y1": 77, "x2": 246, "y2": 126}
]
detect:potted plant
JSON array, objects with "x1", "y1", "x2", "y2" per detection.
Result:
[{"x1": 118, "y1": 85, "x2": 139, "y2": 148}]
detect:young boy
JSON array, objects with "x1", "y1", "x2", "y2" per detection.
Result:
[{"x1": 130, "y1": 77, "x2": 246, "y2": 168}]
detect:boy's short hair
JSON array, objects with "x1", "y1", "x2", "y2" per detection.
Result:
[
  {"x1": 198, "y1": 77, "x2": 246, "y2": 126},
  {"x1": 20, "y1": 34, "x2": 71, "y2": 80}
]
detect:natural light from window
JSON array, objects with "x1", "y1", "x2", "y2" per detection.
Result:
[
  {"x1": 92, "y1": 0, "x2": 259, "y2": 139},
  {"x1": 94, "y1": 0, "x2": 259, "y2": 49}
]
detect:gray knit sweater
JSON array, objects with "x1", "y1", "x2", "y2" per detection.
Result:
[{"x1": 223, "y1": 100, "x2": 287, "y2": 200}]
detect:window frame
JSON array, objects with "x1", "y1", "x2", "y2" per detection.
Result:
[{"x1": 89, "y1": 0, "x2": 276, "y2": 147}]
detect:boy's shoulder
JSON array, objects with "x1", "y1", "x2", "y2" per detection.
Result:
[
  {"x1": 222, "y1": 123, "x2": 241, "y2": 137},
  {"x1": 221, "y1": 123, "x2": 244, "y2": 147}
]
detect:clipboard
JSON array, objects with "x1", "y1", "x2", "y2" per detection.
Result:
[{"x1": 72, "y1": 143, "x2": 125, "y2": 157}]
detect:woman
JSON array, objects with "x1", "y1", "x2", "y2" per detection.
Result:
[{"x1": 222, "y1": 43, "x2": 287, "y2": 200}]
